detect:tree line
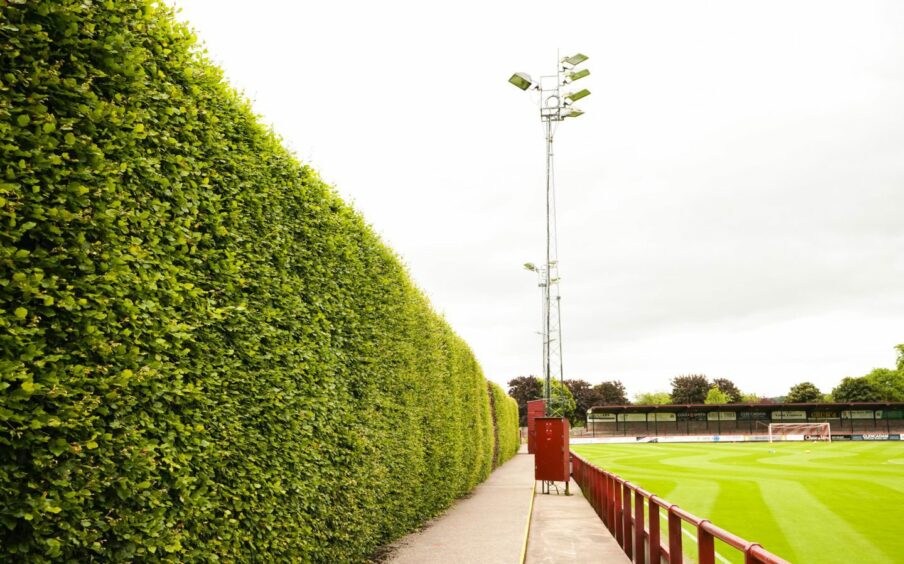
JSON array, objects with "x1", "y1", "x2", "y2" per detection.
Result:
[{"x1": 508, "y1": 344, "x2": 904, "y2": 426}]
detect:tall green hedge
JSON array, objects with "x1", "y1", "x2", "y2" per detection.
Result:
[
  {"x1": 489, "y1": 382, "x2": 520, "y2": 467},
  {"x1": 0, "y1": 1, "x2": 513, "y2": 561}
]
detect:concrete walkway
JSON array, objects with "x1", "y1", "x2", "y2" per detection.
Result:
[
  {"x1": 527, "y1": 478, "x2": 630, "y2": 563},
  {"x1": 385, "y1": 446, "x2": 629, "y2": 563},
  {"x1": 387, "y1": 449, "x2": 535, "y2": 563}
]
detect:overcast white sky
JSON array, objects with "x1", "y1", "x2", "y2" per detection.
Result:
[{"x1": 170, "y1": 0, "x2": 903, "y2": 398}]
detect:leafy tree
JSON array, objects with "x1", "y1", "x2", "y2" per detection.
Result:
[
  {"x1": 786, "y1": 382, "x2": 823, "y2": 403},
  {"x1": 712, "y1": 378, "x2": 742, "y2": 403},
  {"x1": 705, "y1": 387, "x2": 730, "y2": 404},
  {"x1": 594, "y1": 380, "x2": 629, "y2": 405},
  {"x1": 564, "y1": 379, "x2": 603, "y2": 425},
  {"x1": 832, "y1": 377, "x2": 882, "y2": 403},
  {"x1": 507, "y1": 376, "x2": 543, "y2": 426},
  {"x1": 670, "y1": 374, "x2": 710, "y2": 404},
  {"x1": 635, "y1": 391, "x2": 672, "y2": 405},
  {"x1": 740, "y1": 392, "x2": 760, "y2": 403},
  {"x1": 896, "y1": 344, "x2": 904, "y2": 372},
  {"x1": 864, "y1": 368, "x2": 904, "y2": 402},
  {"x1": 542, "y1": 378, "x2": 577, "y2": 420}
]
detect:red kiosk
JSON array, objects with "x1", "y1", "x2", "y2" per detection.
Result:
[
  {"x1": 534, "y1": 416, "x2": 570, "y2": 494},
  {"x1": 526, "y1": 399, "x2": 546, "y2": 454}
]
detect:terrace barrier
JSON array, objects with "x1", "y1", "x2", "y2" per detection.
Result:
[{"x1": 571, "y1": 452, "x2": 790, "y2": 564}]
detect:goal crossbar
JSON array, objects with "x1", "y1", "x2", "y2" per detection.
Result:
[{"x1": 768, "y1": 422, "x2": 831, "y2": 442}]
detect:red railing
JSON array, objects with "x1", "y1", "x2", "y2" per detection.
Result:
[{"x1": 571, "y1": 452, "x2": 790, "y2": 564}]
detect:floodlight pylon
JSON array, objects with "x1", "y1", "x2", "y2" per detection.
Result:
[{"x1": 509, "y1": 52, "x2": 590, "y2": 421}]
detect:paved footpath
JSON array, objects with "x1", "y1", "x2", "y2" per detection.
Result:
[
  {"x1": 526, "y1": 477, "x2": 630, "y2": 564},
  {"x1": 385, "y1": 446, "x2": 629, "y2": 563},
  {"x1": 387, "y1": 449, "x2": 534, "y2": 563}
]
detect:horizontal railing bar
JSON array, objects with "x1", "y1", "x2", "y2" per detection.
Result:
[
  {"x1": 749, "y1": 544, "x2": 791, "y2": 564},
  {"x1": 670, "y1": 505, "x2": 702, "y2": 526},
  {"x1": 700, "y1": 520, "x2": 752, "y2": 551}
]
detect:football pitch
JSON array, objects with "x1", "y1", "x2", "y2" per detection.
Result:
[{"x1": 572, "y1": 442, "x2": 904, "y2": 563}]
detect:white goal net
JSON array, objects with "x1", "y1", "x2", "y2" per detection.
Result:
[{"x1": 768, "y1": 422, "x2": 831, "y2": 442}]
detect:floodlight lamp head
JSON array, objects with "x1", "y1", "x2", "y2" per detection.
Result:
[
  {"x1": 561, "y1": 53, "x2": 589, "y2": 68},
  {"x1": 565, "y1": 68, "x2": 590, "y2": 83},
  {"x1": 565, "y1": 88, "x2": 590, "y2": 103},
  {"x1": 523, "y1": 262, "x2": 538, "y2": 272},
  {"x1": 508, "y1": 72, "x2": 535, "y2": 91}
]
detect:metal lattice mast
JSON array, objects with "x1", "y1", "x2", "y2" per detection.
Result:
[{"x1": 511, "y1": 53, "x2": 590, "y2": 418}]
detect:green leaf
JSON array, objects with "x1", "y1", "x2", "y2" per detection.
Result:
[
  {"x1": 17, "y1": 114, "x2": 30, "y2": 126},
  {"x1": 49, "y1": 439, "x2": 68, "y2": 456},
  {"x1": 14, "y1": 307, "x2": 27, "y2": 319}
]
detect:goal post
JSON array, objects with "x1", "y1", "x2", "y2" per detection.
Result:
[{"x1": 768, "y1": 422, "x2": 831, "y2": 442}]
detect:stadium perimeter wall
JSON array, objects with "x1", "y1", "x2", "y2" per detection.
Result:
[
  {"x1": 0, "y1": 2, "x2": 517, "y2": 561},
  {"x1": 572, "y1": 432, "x2": 904, "y2": 445},
  {"x1": 585, "y1": 402, "x2": 904, "y2": 438}
]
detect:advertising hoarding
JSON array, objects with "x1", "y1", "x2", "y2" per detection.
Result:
[
  {"x1": 771, "y1": 411, "x2": 806, "y2": 420},
  {"x1": 706, "y1": 412, "x2": 737, "y2": 421},
  {"x1": 842, "y1": 410, "x2": 877, "y2": 420}
]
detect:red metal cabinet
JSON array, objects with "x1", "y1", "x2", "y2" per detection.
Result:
[
  {"x1": 526, "y1": 399, "x2": 546, "y2": 454},
  {"x1": 534, "y1": 417, "x2": 570, "y2": 482}
]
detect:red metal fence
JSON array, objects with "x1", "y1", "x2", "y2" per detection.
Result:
[{"x1": 571, "y1": 452, "x2": 790, "y2": 564}]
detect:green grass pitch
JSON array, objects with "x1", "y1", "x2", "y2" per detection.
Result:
[{"x1": 572, "y1": 442, "x2": 904, "y2": 563}]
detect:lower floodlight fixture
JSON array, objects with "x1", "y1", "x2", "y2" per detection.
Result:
[
  {"x1": 509, "y1": 72, "x2": 535, "y2": 91},
  {"x1": 561, "y1": 53, "x2": 589, "y2": 68},
  {"x1": 564, "y1": 107, "x2": 584, "y2": 118},
  {"x1": 565, "y1": 88, "x2": 591, "y2": 103},
  {"x1": 565, "y1": 69, "x2": 590, "y2": 83}
]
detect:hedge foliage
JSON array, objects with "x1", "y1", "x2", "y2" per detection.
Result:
[
  {"x1": 489, "y1": 382, "x2": 520, "y2": 467},
  {"x1": 0, "y1": 1, "x2": 515, "y2": 561}
]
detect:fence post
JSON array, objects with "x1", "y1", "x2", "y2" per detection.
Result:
[
  {"x1": 575, "y1": 457, "x2": 581, "y2": 488},
  {"x1": 595, "y1": 470, "x2": 604, "y2": 519},
  {"x1": 634, "y1": 490, "x2": 645, "y2": 564},
  {"x1": 607, "y1": 474, "x2": 615, "y2": 534},
  {"x1": 697, "y1": 521, "x2": 715, "y2": 564},
  {"x1": 668, "y1": 509, "x2": 682, "y2": 564},
  {"x1": 591, "y1": 470, "x2": 605, "y2": 521},
  {"x1": 649, "y1": 499, "x2": 661, "y2": 564},
  {"x1": 614, "y1": 478, "x2": 623, "y2": 546},
  {"x1": 623, "y1": 483, "x2": 633, "y2": 560},
  {"x1": 745, "y1": 543, "x2": 764, "y2": 564}
]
